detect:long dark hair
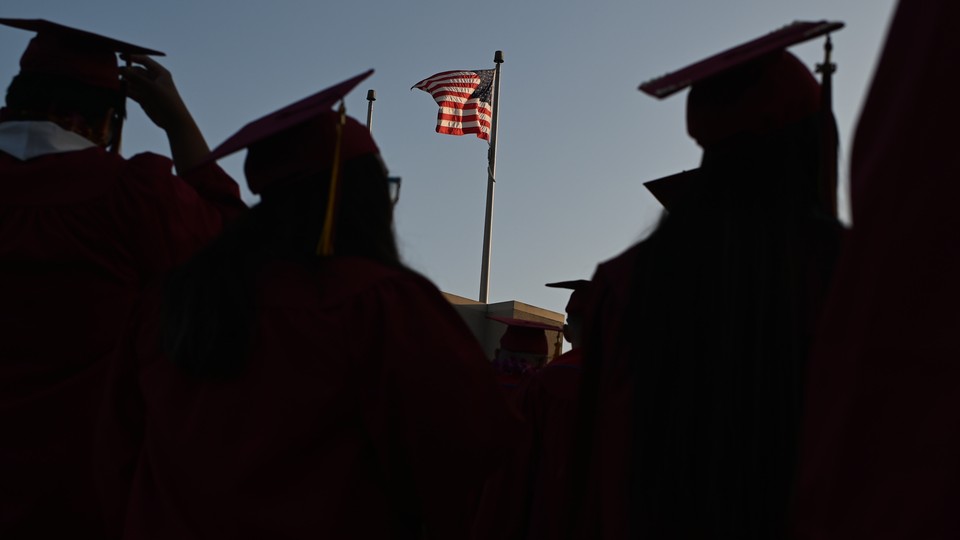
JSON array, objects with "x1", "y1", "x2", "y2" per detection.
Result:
[
  {"x1": 160, "y1": 153, "x2": 402, "y2": 379},
  {"x1": 579, "y1": 114, "x2": 841, "y2": 539}
]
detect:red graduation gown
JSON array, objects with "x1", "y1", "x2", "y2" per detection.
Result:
[
  {"x1": 795, "y1": 2, "x2": 960, "y2": 538},
  {"x1": 112, "y1": 257, "x2": 517, "y2": 539},
  {"x1": 576, "y1": 159, "x2": 840, "y2": 538},
  {"x1": 525, "y1": 348, "x2": 583, "y2": 540},
  {"x1": 570, "y1": 244, "x2": 640, "y2": 540},
  {"x1": 0, "y1": 147, "x2": 243, "y2": 539},
  {"x1": 471, "y1": 348, "x2": 583, "y2": 540}
]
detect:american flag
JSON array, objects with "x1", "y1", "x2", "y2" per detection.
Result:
[{"x1": 412, "y1": 69, "x2": 495, "y2": 141}]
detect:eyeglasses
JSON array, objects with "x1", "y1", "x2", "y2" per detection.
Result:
[{"x1": 387, "y1": 176, "x2": 402, "y2": 206}]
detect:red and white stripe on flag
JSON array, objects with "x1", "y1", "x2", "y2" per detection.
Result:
[{"x1": 412, "y1": 70, "x2": 494, "y2": 141}]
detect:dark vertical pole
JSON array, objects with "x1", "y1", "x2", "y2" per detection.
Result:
[{"x1": 479, "y1": 50, "x2": 504, "y2": 303}]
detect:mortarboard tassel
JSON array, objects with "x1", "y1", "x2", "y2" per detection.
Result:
[
  {"x1": 316, "y1": 102, "x2": 347, "y2": 256},
  {"x1": 816, "y1": 35, "x2": 839, "y2": 218},
  {"x1": 109, "y1": 57, "x2": 133, "y2": 154}
]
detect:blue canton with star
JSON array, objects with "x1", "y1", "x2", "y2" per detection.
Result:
[{"x1": 471, "y1": 69, "x2": 495, "y2": 102}]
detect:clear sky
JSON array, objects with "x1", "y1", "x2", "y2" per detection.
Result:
[{"x1": 0, "y1": 1, "x2": 898, "y2": 316}]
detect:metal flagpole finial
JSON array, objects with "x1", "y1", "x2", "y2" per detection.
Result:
[
  {"x1": 494, "y1": 50, "x2": 504, "y2": 64},
  {"x1": 365, "y1": 89, "x2": 376, "y2": 131}
]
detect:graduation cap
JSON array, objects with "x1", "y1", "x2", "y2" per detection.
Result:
[
  {"x1": 639, "y1": 21, "x2": 843, "y2": 149},
  {"x1": 640, "y1": 20, "x2": 843, "y2": 216},
  {"x1": 202, "y1": 70, "x2": 377, "y2": 255},
  {"x1": 545, "y1": 279, "x2": 592, "y2": 316},
  {"x1": 0, "y1": 18, "x2": 164, "y2": 91},
  {"x1": 640, "y1": 21, "x2": 842, "y2": 99},
  {"x1": 489, "y1": 316, "x2": 562, "y2": 356}
]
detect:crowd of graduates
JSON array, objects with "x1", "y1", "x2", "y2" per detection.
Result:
[{"x1": 1, "y1": 1, "x2": 958, "y2": 538}]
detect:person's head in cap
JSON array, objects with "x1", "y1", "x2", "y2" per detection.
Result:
[
  {"x1": 546, "y1": 280, "x2": 591, "y2": 349},
  {"x1": 162, "y1": 70, "x2": 403, "y2": 378},
  {"x1": 199, "y1": 69, "x2": 394, "y2": 258},
  {"x1": 685, "y1": 50, "x2": 820, "y2": 150},
  {"x1": 640, "y1": 21, "x2": 843, "y2": 215},
  {"x1": 489, "y1": 316, "x2": 561, "y2": 374},
  {"x1": 0, "y1": 18, "x2": 165, "y2": 151}
]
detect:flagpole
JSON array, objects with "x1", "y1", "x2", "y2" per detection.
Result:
[
  {"x1": 366, "y1": 89, "x2": 376, "y2": 131},
  {"x1": 479, "y1": 50, "x2": 503, "y2": 303}
]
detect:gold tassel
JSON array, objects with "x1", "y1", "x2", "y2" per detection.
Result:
[{"x1": 316, "y1": 102, "x2": 347, "y2": 256}]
